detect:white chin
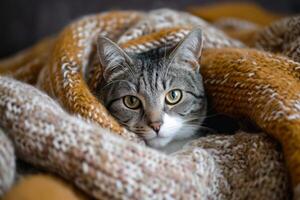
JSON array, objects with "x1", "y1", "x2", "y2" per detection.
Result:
[{"x1": 146, "y1": 137, "x2": 172, "y2": 149}]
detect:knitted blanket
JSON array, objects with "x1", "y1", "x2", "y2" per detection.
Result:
[{"x1": 0, "y1": 8, "x2": 299, "y2": 199}]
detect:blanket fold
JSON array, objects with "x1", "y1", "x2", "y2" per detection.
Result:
[
  {"x1": 0, "y1": 130, "x2": 15, "y2": 196},
  {"x1": 0, "y1": 8, "x2": 299, "y2": 199},
  {"x1": 0, "y1": 76, "x2": 290, "y2": 199}
]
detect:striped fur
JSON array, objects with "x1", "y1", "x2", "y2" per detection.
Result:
[{"x1": 97, "y1": 28, "x2": 207, "y2": 152}]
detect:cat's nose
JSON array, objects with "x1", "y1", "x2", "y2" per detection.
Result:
[{"x1": 149, "y1": 122, "x2": 161, "y2": 133}]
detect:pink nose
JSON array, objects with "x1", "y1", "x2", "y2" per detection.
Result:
[{"x1": 149, "y1": 122, "x2": 161, "y2": 133}]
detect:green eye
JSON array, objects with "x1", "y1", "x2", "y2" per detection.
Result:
[
  {"x1": 123, "y1": 96, "x2": 141, "y2": 109},
  {"x1": 165, "y1": 89, "x2": 182, "y2": 105}
]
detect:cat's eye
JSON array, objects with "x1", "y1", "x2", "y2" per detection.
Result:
[
  {"x1": 123, "y1": 96, "x2": 141, "y2": 109},
  {"x1": 165, "y1": 89, "x2": 182, "y2": 105}
]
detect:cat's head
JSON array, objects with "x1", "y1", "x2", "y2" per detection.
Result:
[{"x1": 97, "y1": 28, "x2": 207, "y2": 149}]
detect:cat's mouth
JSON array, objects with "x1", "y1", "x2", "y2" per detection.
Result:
[
  {"x1": 145, "y1": 136, "x2": 173, "y2": 148},
  {"x1": 141, "y1": 131, "x2": 170, "y2": 140}
]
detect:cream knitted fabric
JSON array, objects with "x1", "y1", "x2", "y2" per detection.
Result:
[
  {"x1": 0, "y1": 9, "x2": 297, "y2": 199},
  {"x1": 0, "y1": 129, "x2": 15, "y2": 196},
  {"x1": 0, "y1": 76, "x2": 290, "y2": 199}
]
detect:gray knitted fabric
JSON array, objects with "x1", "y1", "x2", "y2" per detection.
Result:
[{"x1": 255, "y1": 15, "x2": 300, "y2": 62}]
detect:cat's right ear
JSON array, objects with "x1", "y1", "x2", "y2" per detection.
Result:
[
  {"x1": 97, "y1": 36, "x2": 132, "y2": 76},
  {"x1": 169, "y1": 28, "x2": 203, "y2": 71}
]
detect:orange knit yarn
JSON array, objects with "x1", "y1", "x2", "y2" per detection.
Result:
[
  {"x1": 0, "y1": 8, "x2": 300, "y2": 193},
  {"x1": 201, "y1": 48, "x2": 300, "y2": 185},
  {"x1": 3, "y1": 175, "x2": 87, "y2": 200}
]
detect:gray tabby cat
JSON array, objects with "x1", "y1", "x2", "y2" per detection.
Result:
[{"x1": 97, "y1": 28, "x2": 207, "y2": 153}]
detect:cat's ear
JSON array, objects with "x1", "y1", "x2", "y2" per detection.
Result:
[
  {"x1": 97, "y1": 36, "x2": 132, "y2": 75},
  {"x1": 170, "y1": 28, "x2": 203, "y2": 70}
]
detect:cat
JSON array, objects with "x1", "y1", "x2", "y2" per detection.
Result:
[{"x1": 97, "y1": 28, "x2": 207, "y2": 153}]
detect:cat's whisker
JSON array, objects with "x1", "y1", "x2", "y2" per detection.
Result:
[
  {"x1": 187, "y1": 125, "x2": 217, "y2": 133},
  {"x1": 186, "y1": 113, "x2": 222, "y2": 120},
  {"x1": 183, "y1": 116, "x2": 204, "y2": 122},
  {"x1": 98, "y1": 30, "x2": 206, "y2": 152},
  {"x1": 183, "y1": 119, "x2": 199, "y2": 124},
  {"x1": 183, "y1": 124, "x2": 217, "y2": 134},
  {"x1": 203, "y1": 113, "x2": 221, "y2": 119},
  {"x1": 198, "y1": 126, "x2": 217, "y2": 134}
]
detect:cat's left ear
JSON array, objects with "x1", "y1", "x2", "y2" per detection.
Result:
[
  {"x1": 97, "y1": 36, "x2": 133, "y2": 79},
  {"x1": 170, "y1": 28, "x2": 203, "y2": 71}
]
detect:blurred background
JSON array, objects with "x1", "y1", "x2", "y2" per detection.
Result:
[{"x1": 0, "y1": 0, "x2": 299, "y2": 58}]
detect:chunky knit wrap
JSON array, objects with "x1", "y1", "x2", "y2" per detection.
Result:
[{"x1": 0, "y1": 8, "x2": 299, "y2": 199}]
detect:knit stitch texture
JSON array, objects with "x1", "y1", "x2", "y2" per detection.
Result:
[{"x1": 0, "y1": 8, "x2": 299, "y2": 199}]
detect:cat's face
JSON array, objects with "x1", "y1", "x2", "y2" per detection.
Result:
[{"x1": 97, "y1": 29, "x2": 207, "y2": 148}]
